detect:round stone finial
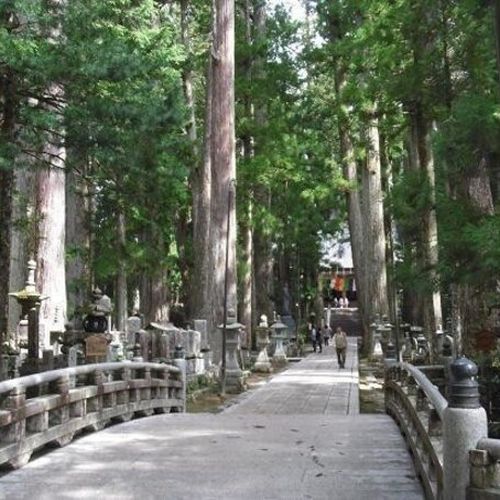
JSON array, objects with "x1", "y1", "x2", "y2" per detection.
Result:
[
  {"x1": 174, "y1": 345, "x2": 185, "y2": 359},
  {"x1": 449, "y1": 356, "x2": 481, "y2": 409},
  {"x1": 441, "y1": 336, "x2": 453, "y2": 357},
  {"x1": 25, "y1": 259, "x2": 37, "y2": 290}
]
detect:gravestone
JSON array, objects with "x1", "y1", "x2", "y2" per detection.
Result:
[
  {"x1": 17, "y1": 319, "x2": 29, "y2": 348},
  {"x1": 194, "y1": 319, "x2": 209, "y2": 350},
  {"x1": 127, "y1": 316, "x2": 142, "y2": 345},
  {"x1": 68, "y1": 345, "x2": 79, "y2": 367},
  {"x1": 138, "y1": 329, "x2": 150, "y2": 361},
  {"x1": 85, "y1": 335, "x2": 108, "y2": 363}
]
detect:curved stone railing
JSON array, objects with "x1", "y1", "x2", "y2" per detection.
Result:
[
  {"x1": 385, "y1": 363, "x2": 448, "y2": 500},
  {"x1": 0, "y1": 362, "x2": 184, "y2": 469}
]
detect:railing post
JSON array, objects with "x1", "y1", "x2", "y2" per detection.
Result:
[
  {"x1": 443, "y1": 357, "x2": 488, "y2": 500},
  {"x1": 172, "y1": 345, "x2": 186, "y2": 411},
  {"x1": 4, "y1": 386, "x2": 32, "y2": 468}
]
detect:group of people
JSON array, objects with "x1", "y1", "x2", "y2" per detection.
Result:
[
  {"x1": 332, "y1": 296, "x2": 349, "y2": 309},
  {"x1": 307, "y1": 322, "x2": 348, "y2": 368}
]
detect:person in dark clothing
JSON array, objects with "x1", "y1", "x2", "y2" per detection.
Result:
[
  {"x1": 316, "y1": 325, "x2": 323, "y2": 353},
  {"x1": 333, "y1": 327, "x2": 347, "y2": 368},
  {"x1": 309, "y1": 323, "x2": 317, "y2": 352}
]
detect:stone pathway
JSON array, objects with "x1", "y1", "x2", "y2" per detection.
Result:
[{"x1": 0, "y1": 340, "x2": 424, "y2": 500}]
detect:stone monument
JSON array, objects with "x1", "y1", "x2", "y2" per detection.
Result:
[
  {"x1": 83, "y1": 288, "x2": 112, "y2": 333},
  {"x1": 271, "y1": 315, "x2": 288, "y2": 365},
  {"x1": 254, "y1": 314, "x2": 272, "y2": 373},
  {"x1": 219, "y1": 309, "x2": 247, "y2": 393}
]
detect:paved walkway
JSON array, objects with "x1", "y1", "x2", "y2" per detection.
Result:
[{"x1": 0, "y1": 340, "x2": 423, "y2": 500}]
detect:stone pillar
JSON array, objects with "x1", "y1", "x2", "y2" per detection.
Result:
[
  {"x1": 271, "y1": 317, "x2": 288, "y2": 365},
  {"x1": 370, "y1": 321, "x2": 383, "y2": 358},
  {"x1": 224, "y1": 322, "x2": 245, "y2": 392},
  {"x1": 172, "y1": 345, "x2": 186, "y2": 411},
  {"x1": 443, "y1": 357, "x2": 488, "y2": 500},
  {"x1": 254, "y1": 325, "x2": 272, "y2": 373}
]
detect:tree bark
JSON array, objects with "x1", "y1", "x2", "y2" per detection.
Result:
[
  {"x1": 364, "y1": 109, "x2": 389, "y2": 319},
  {"x1": 115, "y1": 205, "x2": 127, "y2": 332},
  {"x1": 208, "y1": 0, "x2": 237, "y2": 363},
  {"x1": 0, "y1": 66, "x2": 16, "y2": 339},
  {"x1": 191, "y1": 2, "x2": 214, "y2": 325},
  {"x1": 35, "y1": 83, "x2": 67, "y2": 344},
  {"x1": 414, "y1": 110, "x2": 443, "y2": 348},
  {"x1": 34, "y1": 0, "x2": 67, "y2": 347},
  {"x1": 239, "y1": 203, "x2": 253, "y2": 348},
  {"x1": 251, "y1": 0, "x2": 273, "y2": 327},
  {"x1": 334, "y1": 62, "x2": 370, "y2": 348},
  {"x1": 65, "y1": 160, "x2": 91, "y2": 321}
]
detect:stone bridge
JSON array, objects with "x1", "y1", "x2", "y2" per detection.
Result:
[{"x1": 0, "y1": 333, "x2": 500, "y2": 499}]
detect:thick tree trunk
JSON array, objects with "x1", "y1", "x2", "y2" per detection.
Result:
[
  {"x1": 35, "y1": 82, "x2": 67, "y2": 345},
  {"x1": 253, "y1": 215, "x2": 274, "y2": 322},
  {"x1": 191, "y1": 3, "x2": 214, "y2": 325},
  {"x1": 237, "y1": 0, "x2": 254, "y2": 347},
  {"x1": 0, "y1": 66, "x2": 16, "y2": 339},
  {"x1": 8, "y1": 169, "x2": 34, "y2": 336},
  {"x1": 115, "y1": 207, "x2": 127, "y2": 332},
  {"x1": 179, "y1": 0, "x2": 197, "y2": 317},
  {"x1": 34, "y1": 0, "x2": 67, "y2": 347},
  {"x1": 251, "y1": 0, "x2": 273, "y2": 327},
  {"x1": 334, "y1": 63, "x2": 370, "y2": 348},
  {"x1": 65, "y1": 161, "x2": 91, "y2": 321},
  {"x1": 141, "y1": 271, "x2": 169, "y2": 326},
  {"x1": 208, "y1": 0, "x2": 237, "y2": 363},
  {"x1": 414, "y1": 111, "x2": 443, "y2": 350},
  {"x1": 364, "y1": 109, "x2": 389, "y2": 319},
  {"x1": 239, "y1": 205, "x2": 253, "y2": 348},
  {"x1": 35, "y1": 157, "x2": 67, "y2": 342},
  {"x1": 452, "y1": 155, "x2": 495, "y2": 354}
]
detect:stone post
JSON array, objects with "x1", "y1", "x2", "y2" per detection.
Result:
[
  {"x1": 370, "y1": 321, "x2": 383, "y2": 358},
  {"x1": 271, "y1": 316, "x2": 288, "y2": 365},
  {"x1": 219, "y1": 313, "x2": 246, "y2": 393},
  {"x1": 172, "y1": 345, "x2": 186, "y2": 411},
  {"x1": 9, "y1": 260, "x2": 48, "y2": 373},
  {"x1": 384, "y1": 340, "x2": 397, "y2": 369},
  {"x1": 254, "y1": 324, "x2": 272, "y2": 373},
  {"x1": 443, "y1": 357, "x2": 488, "y2": 500}
]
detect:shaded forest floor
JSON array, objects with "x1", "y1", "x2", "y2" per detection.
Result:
[{"x1": 358, "y1": 357, "x2": 385, "y2": 413}]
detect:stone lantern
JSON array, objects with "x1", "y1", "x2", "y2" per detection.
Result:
[
  {"x1": 218, "y1": 310, "x2": 246, "y2": 393},
  {"x1": 376, "y1": 321, "x2": 392, "y2": 357},
  {"x1": 271, "y1": 316, "x2": 288, "y2": 365},
  {"x1": 9, "y1": 260, "x2": 48, "y2": 373},
  {"x1": 254, "y1": 315, "x2": 272, "y2": 373},
  {"x1": 411, "y1": 326, "x2": 430, "y2": 365},
  {"x1": 370, "y1": 320, "x2": 383, "y2": 357}
]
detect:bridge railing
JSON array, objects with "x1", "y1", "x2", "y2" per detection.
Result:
[
  {"x1": 385, "y1": 362, "x2": 447, "y2": 500},
  {"x1": 386, "y1": 359, "x2": 500, "y2": 500},
  {"x1": 468, "y1": 438, "x2": 500, "y2": 497},
  {"x1": 0, "y1": 361, "x2": 184, "y2": 469}
]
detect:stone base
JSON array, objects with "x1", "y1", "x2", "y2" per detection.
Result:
[
  {"x1": 272, "y1": 355, "x2": 287, "y2": 368},
  {"x1": 254, "y1": 361, "x2": 273, "y2": 373},
  {"x1": 254, "y1": 349, "x2": 273, "y2": 373},
  {"x1": 224, "y1": 369, "x2": 248, "y2": 394}
]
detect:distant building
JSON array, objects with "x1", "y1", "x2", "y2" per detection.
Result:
[{"x1": 320, "y1": 233, "x2": 356, "y2": 304}]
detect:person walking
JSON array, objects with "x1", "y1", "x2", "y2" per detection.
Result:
[
  {"x1": 316, "y1": 325, "x2": 323, "y2": 353},
  {"x1": 309, "y1": 323, "x2": 317, "y2": 352},
  {"x1": 333, "y1": 327, "x2": 348, "y2": 368},
  {"x1": 323, "y1": 324, "x2": 330, "y2": 347}
]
